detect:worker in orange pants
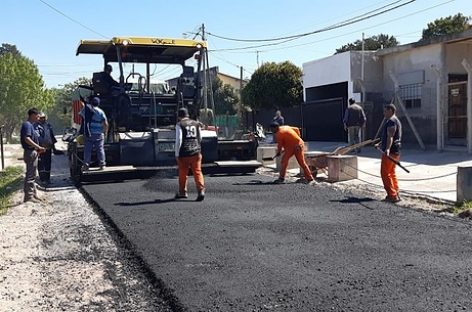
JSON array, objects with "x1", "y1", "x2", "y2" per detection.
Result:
[
  {"x1": 175, "y1": 108, "x2": 205, "y2": 201},
  {"x1": 270, "y1": 122, "x2": 314, "y2": 184},
  {"x1": 381, "y1": 153, "x2": 400, "y2": 200},
  {"x1": 375, "y1": 104, "x2": 402, "y2": 202},
  {"x1": 177, "y1": 154, "x2": 205, "y2": 200}
]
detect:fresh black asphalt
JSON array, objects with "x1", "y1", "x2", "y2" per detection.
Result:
[{"x1": 82, "y1": 174, "x2": 472, "y2": 312}]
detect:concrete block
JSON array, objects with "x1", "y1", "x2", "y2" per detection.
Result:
[
  {"x1": 276, "y1": 154, "x2": 300, "y2": 172},
  {"x1": 275, "y1": 145, "x2": 308, "y2": 172},
  {"x1": 457, "y1": 166, "x2": 472, "y2": 202},
  {"x1": 327, "y1": 155, "x2": 358, "y2": 182},
  {"x1": 257, "y1": 146, "x2": 277, "y2": 166}
]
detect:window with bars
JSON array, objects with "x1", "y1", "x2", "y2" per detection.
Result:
[{"x1": 399, "y1": 83, "x2": 422, "y2": 109}]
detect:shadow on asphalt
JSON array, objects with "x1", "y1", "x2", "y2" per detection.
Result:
[
  {"x1": 115, "y1": 198, "x2": 178, "y2": 206},
  {"x1": 330, "y1": 196, "x2": 376, "y2": 210},
  {"x1": 233, "y1": 180, "x2": 283, "y2": 186}
]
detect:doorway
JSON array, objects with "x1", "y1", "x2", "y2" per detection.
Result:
[{"x1": 447, "y1": 82, "x2": 467, "y2": 145}]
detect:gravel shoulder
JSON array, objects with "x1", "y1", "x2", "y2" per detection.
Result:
[{"x1": 0, "y1": 147, "x2": 171, "y2": 312}]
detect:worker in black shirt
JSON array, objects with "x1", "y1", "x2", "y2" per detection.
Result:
[
  {"x1": 103, "y1": 64, "x2": 119, "y2": 88},
  {"x1": 174, "y1": 107, "x2": 205, "y2": 201}
]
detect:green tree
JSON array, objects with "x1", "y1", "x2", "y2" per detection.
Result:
[
  {"x1": 48, "y1": 77, "x2": 91, "y2": 132},
  {"x1": 0, "y1": 47, "x2": 54, "y2": 141},
  {"x1": 422, "y1": 13, "x2": 471, "y2": 40},
  {"x1": 335, "y1": 34, "x2": 398, "y2": 54},
  {"x1": 0, "y1": 43, "x2": 21, "y2": 57},
  {"x1": 241, "y1": 61, "x2": 302, "y2": 111},
  {"x1": 212, "y1": 77, "x2": 239, "y2": 115}
]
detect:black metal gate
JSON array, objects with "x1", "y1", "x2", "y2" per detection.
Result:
[{"x1": 303, "y1": 97, "x2": 345, "y2": 141}]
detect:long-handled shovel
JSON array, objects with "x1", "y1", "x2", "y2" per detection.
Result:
[{"x1": 375, "y1": 146, "x2": 410, "y2": 173}]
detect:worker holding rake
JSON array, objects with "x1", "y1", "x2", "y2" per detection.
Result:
[
  {"x1": 270, "y1": 122, "x2": 314, "y2": 184},
  {"x1": 375, "y1": 104, "x2": 403, "y2": 203}
]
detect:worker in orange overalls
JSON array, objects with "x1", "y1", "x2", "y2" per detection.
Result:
[
  {"x1": 175, "y1": 107, "x2": 205, "y2": 201},
  {"x1": 270, "y1": 122, "x2": 314, "y2": 184},
  {"x1": 375, "y1": 104, "x2": 402, "y2": 202}
]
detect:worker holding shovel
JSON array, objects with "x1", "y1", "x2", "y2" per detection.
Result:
[
  {"x1": 270, "y1": 122, "x2": 314, "y2": 184},
  {"x1": 375, "y1": 104, "x2": 403, "y2": 203}
]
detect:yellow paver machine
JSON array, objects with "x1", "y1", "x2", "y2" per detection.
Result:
[{"x1": 67, "y1": 37, "x2": 260, "y2": 181}]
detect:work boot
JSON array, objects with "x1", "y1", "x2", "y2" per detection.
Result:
[
  {"x1": 383, "y1": 195, "x2": 401, "y2": 203},
  {"x1": 273, "y1": 177, "x2": 285, "y2": 184},
  {"x1": 175, "y1": 192, "x2": 188, "y2": 199},
  {"x1": 196, "y1": 190, "x2": 205, "y2": 202},
  {"x1": 296, "y1": 178, "x2": 316, "y2": 185},
  {"x1": 306, "y1": 179, "x2": 316, "y2": 186}
]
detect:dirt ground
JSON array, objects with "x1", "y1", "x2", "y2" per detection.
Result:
[
  {"x1": 0, "y1": 143, "x2": 459, "y2": 312},
  {"x1": 0, "y1": 144, "x2": 171, "y2": 312}
]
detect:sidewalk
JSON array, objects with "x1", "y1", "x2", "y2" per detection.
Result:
[{"x1": 302, "y1": 141, "x2": 472, "y2": 204}]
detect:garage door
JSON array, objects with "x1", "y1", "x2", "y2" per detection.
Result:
[{"x1": 303, "y1": 98, "x2": 346, "y2": 141}]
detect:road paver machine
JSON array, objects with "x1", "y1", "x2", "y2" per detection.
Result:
[{"x1": 68, "y1": 37, "x2": 259, "y2": 180}]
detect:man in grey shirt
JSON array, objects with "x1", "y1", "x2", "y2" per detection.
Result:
[{"x1": 343, "y1": 98, "x2": 366, "y2": 153}]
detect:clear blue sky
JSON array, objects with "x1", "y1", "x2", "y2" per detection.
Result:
[{"x1": 1, "y1": 0, "x2": 470, "y2": 87}]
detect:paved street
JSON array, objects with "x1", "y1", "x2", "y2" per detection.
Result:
[
  {"x1": 304, "y1": 142, "x2": 472, "y2": 203},
  {"x1": 83, "y1": 174, "x2": 472, "y2": 312}
]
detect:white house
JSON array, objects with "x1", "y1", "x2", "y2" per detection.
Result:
[{"x1": 303, "y1": 51, "x2": 381, "y2": 141}]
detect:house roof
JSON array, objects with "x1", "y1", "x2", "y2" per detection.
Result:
[
  {"x1": 217, "y1": 71, "x2": 248, "y2": 83},
  {"x1": 376, "y1": 28, "x2": 472, "y2": 56}
]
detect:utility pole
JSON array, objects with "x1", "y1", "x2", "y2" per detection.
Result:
[
  {"x1": 256, "y1": 51, "x2": 260, "y2": 68},
  {"x1": 361, "y1": 32, "x2": 365, "y2": 104},
  {"x1": 239, "y1": 66, "x2": 243, "y2": 102},
  {"x1": 240, "y1": 65, "x2": 246, "y2": 129},
  {"x1": 201, "y1": 23, "x2": 208, "y2": 110}
]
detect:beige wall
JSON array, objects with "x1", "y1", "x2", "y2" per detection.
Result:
[
  {"x1": 217, "y1": 73, "x2": 246, "y2": 95},
  {"x1": 382, "y1": 44, "x2": 443, "y2": 118},
  {"x1": 446, "y1": 41, "x2": 472, "y2": 74}
]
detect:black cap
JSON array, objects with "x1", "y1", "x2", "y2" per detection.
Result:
[
  {"x1": 349, "y1": 98, "x2": 355, "y2": 104},
  {"x1": 91, "y1": 97, "x2": 100, "y2": 106},
  {"x1": 178, "y1": 107, "x2": 189, "y2": 118}
]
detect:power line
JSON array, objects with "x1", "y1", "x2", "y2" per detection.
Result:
[
  {"x1": 208, "y1": 51, "x2": 240, "y2": 69},
  {"x1": 207, "y1": 38, "x2": 248, "y2": 70},
  {"x1": 207, "y1": 0, "x2": 415, "y2": 43},
  {"x1": 214, "y1": 0, "x2": 452, "y2": 54},
  {"x1": 38, "y1": 0, "x2": 108, "y2": 39},
  {"x1": 208, "y1": 51, "x2": 255, "y2": 76},
  {"x1": 275, "y1": 0, "x2": 397, "y2": 38},
  {"x1": 207, "y1": 38, "x2": 256, "y2": 75},
  {"x1": 208, "y1": 37, "x2": 302, "y2": 52},
  {"x1": 259, "y1": 0, "x2": 453, "y2": 52}
]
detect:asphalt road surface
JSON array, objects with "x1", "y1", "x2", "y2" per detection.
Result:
[{"x1": 82, "y1": 174, "x2": 472, "y2": 312}]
